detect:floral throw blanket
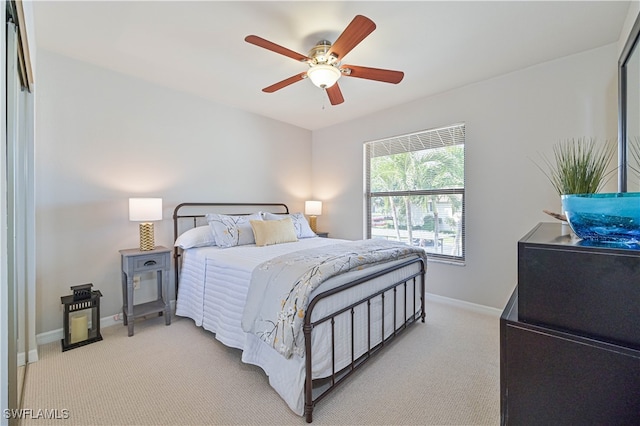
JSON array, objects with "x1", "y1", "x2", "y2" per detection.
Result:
[{"x1": 241, "y1": 239, "x2": 427, "y2": 359}]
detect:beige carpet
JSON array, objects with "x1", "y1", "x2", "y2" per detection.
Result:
[{"x1": 21, "y1": 298, "x2": 500, "y2": 425}]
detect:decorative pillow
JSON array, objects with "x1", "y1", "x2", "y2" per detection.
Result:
[
  {"x1": 262, "y1": 212, "x2": 316, "y2": 238},
  {"x1": 250, "y1": 217, "x2": 298, "y2": 247},
  {"x1": 206, "y1": 213, "x2": 263, "y2": 248},
  {"x1": 174, "y1": 226, "x2": 216, "y2": 249}
]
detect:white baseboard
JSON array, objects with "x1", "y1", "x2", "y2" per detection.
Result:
[
  {"x1": 35, "y1": 313, "x2": 123, "y2": 346},
  {"x1": 426, "y1": 292, "x2": 502, "y2": 317},
  {"x1": 17, "y1": 349, "x2": 40, "y2": 366},
  {"x1": 35, "y1": 298, "x2": 498, "y2": 346},
  {"x1": 36, "y1": 301, "x2": 176, "y2": 346},
  {"x1": 23, "y1": 294, "x2": 498, "y2": 367},
  {"x1": 36, "y1": 328, "x2": 62, "y2": 346}
]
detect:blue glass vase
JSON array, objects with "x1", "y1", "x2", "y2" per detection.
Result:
[{"x1": 561, "y1": 192, "x2": 640, "y2": 244}]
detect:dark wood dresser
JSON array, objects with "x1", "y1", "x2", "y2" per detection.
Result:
[{"x1": 500, "y1": 222, "x2": 640, "y2": 425}]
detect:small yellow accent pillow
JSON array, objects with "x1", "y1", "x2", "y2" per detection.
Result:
[{"x1": 250, "y1": 217, "x2": 298, "y2": 247}]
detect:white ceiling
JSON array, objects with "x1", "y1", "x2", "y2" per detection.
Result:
[{"x1": 32, "y1": 1, "x2": 630, "y2": 131}]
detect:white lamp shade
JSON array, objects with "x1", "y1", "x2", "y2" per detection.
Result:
[
  {"x1": 305, "y1": 200, "x2": 323, "y2": 216},
  {"x1": 307, "y1": 65, "x2": 341, "y2": 89},
  {"x1": 129, "y1": 198, "x2": 163, "y2": 222}
]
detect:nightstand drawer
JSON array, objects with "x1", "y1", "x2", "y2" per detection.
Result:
[{"x1": 130, "y1": 253, "x2": 167, "y2": 272}]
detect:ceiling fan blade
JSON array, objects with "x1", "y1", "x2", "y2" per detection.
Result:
[
  {"x1": 326, "y1": 83, "x2": 344, "y2": 105},
  {"x1": 342, "y1": 65, "x2": 404, "y2": 84},
  {"x1": 245, "y1": 35, "x2": 310, "y2": 62},
  {"x1": 262, "y1": 72, "x2": 307, "y2": 93},
  {"x1": 327, "y1": 15, "x2": 376, "y2": 61}
]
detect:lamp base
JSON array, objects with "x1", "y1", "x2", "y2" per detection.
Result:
[
  {"x1": 309, "y1": 215, "x2": 317, "y2": 233},
  {"x1": 139, "y1": 223, "x2": 155, "y2": 251}
]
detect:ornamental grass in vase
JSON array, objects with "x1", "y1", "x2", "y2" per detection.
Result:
[
  {"x1": 538, "y1": 137, "x2": 615, "y2": 199},
  {"x1": 537, "y1": 137, "x2": 640, "y2": 243}
]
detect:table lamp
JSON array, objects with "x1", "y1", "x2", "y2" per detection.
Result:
[
  {"x1": 305, "y1": 200, "x2": 322, "y2": 233},
  {"x1": 129, "y1": 198, "x2": 162, "y2": 251}
]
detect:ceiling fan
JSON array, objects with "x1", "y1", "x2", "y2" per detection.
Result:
[{"x1": 245, "y1": 15, "x2": 404, "y2": 106}]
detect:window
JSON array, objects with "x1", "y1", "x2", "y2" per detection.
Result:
[{"x1": 364, "y1": 123, "x2": 465, "y2": 263}]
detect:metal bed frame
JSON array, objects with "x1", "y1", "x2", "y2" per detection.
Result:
[
  {"x1": 172, "y1": 202, "x2": 291, "y2": 294},
  {"x1": 173, "y1": 202, "x2": 426, "y2": 423}
]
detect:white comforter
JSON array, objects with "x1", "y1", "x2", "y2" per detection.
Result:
[
  {"x1": 243, "y1": 239, "x2": 428, "y2": 359},
  {"x1": 175, "y1": 237, "x2": 423, "y2": 416},
  {"x1": 176, "y1": 237, "x2": 346, "y2": 348}
]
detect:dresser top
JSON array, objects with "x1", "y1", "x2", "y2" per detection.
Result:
[{"x1": 520, "y1": 222, "x2": 640, "y2": 254}]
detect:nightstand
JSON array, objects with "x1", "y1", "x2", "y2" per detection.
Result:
[
  {"x1": 316, "y1": 232, "x2": 329, "y2": 238},
  {"x1": 119, "y1": 246, "x2": 171, "y2": 336}
]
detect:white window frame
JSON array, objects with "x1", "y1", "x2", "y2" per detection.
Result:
[{"x1": 364, "y1": 123, "x2": 466, "y2": 264}]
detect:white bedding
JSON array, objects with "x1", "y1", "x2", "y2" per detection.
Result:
[{"x1": 175, "y1": 237, "x2": 424, "y2": 416}]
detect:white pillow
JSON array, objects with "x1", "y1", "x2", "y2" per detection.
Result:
[
  {"x1": 250, "y1": 217, "x2": 298, "y2": 247},
  {"x1": 174, "y1": 226, "x2": 216, "y2": 249},
  {"x1": 262, "y1": 212, "x2": 316, "y2": 238},
  {"x1": 206, "y1": 213, "x2": 263, "y2": 248}
]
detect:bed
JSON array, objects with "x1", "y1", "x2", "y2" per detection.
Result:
[{"x1": 172, "y1": 202, "x2": 427, "y2": 422}]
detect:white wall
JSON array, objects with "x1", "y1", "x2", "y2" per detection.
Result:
[
  {"x1": 312, "y1": 44, "x2": 619, "y2": 309},
  {"x1": 35, "y1": 50, "x2": 312, "y2": 334},
  {"x1": 619, "y1": 2, "x2": 640, "y2": 55},
  {"x1": 35, "y1": 35, "x2": 626, "y2": 333}
]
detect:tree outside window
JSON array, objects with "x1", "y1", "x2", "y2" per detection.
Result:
[{"x1": 365, "y1": 124, "x2": 465, "y2": 263}]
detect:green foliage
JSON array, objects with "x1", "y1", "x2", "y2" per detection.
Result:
[
  {"x1": 369, "y1": 145, "x2": 464, "y2": 244},
  {"x1": 422, "y1": 215, "x2": 435, "y2": 232},
  {"x1": 370, "y1": 146, "x2": 464, "y2": 193},
  {"x1": 537, "y1": 138, "x2": 615, "y2": 195}
]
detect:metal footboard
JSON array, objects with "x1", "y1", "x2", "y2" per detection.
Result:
[{"x1": 303, "y1": 256, "x2": 426, "y2": 423}]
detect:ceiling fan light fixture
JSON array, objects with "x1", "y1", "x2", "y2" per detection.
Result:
[
  {"x1": 307, "y1": 64, "x2": 341, "y2": 89},
  {"x1": 245, "y1": 15, "x2": 401, "y2": 105}
]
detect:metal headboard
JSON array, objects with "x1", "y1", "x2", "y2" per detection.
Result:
[{"x1": 172, "y1": 202, "x2": 290, "y2": 297}]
